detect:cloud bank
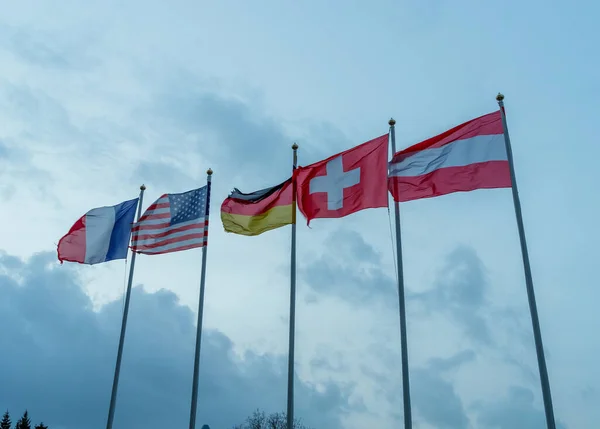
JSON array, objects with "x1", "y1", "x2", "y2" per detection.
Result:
[{"x1": 0, "y1": 251, "x2": 349, "y2": 429}]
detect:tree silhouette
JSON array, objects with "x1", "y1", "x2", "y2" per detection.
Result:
[
  {"x1": 15, "y1": 410, "x2": 31, "y2": 429},
  {"x1": 233, "y1": 409, "x2": 312, "y2": 429},
  {"x1": 0, "y1": 411, "x2": 11, "y2": 429},
  {"x1": 1, "y1": 410, "x2": 49, "y2": 429}
]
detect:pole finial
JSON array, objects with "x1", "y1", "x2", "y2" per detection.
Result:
[
  {"x1": 496, "y1": 92, "x2": 505, "y2": 102},
  {"x1": 389, "y1": 118, "x2": 396, "y2": 126},
  {"x1": 292, "y1": 142, "x2": 298, "y2": 150},
  {"x1": 140, "y1": 184, "x2": 146, "y2": 191},
  {"x1": 206, "y1": 168, "x2": 213, "y2": 176}
]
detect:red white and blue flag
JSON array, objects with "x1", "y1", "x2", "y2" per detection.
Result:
[
  {"x1": 388, "y1": 110, "x2": 511, "y2": 202},
  {"x1": 57, "y1": 198, "x2": 139, "y2": 265},
  {"x1": 131, "y1": 186, "x2": 210, "y2": 255}
]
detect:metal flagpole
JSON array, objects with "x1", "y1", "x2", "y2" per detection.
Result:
[
  {"x1": 189, "y1": 168, "x2": 213, "y2": 429},
  {"x1": 106, "y1": 184, "x2": 146, "y2": 429},
  {"x1": 388, "y1": 119, "x2": 413, "y2": 429},
  {"x1": 286, "y1": 143, "x2": 299, "y2": 429},
  {"x1": 496, "y1": 94, "x2": 556, "y2": 429}
]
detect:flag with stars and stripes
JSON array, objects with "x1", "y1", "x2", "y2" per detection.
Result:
[{"x1": 131, "y1": 186, "x2": 210, "y2": 255}]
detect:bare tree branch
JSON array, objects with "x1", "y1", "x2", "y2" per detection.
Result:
[{"x1": 233, "y1": 409, "x2": 313, "y2": 429}]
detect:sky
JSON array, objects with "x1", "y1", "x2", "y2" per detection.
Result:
[{"x1": 0, "y1": 1, "x2": 598, "y2": 428}]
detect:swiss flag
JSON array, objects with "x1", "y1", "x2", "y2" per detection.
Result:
[{"x1": 294, "y1": 134, "x2": 389, "y2": 223}]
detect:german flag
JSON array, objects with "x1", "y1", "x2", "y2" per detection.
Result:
[{"x1": 220, "y1": 178, "x2": 294, "y2": 236}]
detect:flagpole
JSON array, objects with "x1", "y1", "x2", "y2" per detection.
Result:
[
  {"x1": 189, "y1": 168, "x2": 213, "y2": 429},
  {"x1": 106, "y1": 184, "x2": 146, "y2": 429},
  {"x1": 388, "y1": 119, "x2": 413, "y2": 429},
  {"x1": 286, "y1": 143, "x2": 298, "y2": 429},
  {"x1": 496, "y1": 94, "x2": 556, "y2": 429}
]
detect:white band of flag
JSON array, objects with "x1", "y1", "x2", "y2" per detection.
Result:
[{"x1": 389, "y1": 134, "x2": 507, "y2": 178}]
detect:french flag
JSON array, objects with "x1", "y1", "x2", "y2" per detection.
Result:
[
  {"x1": 388, "y1": 110, "x2": 512, "y2": 202},
  {"x1": 57, "y1": 198, "x2": 139, "y2": 265}
]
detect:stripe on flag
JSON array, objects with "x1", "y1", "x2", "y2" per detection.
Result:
[
  {"x1": 131, "y1": 186, "x2": 209, "y2": 255},
  {"x1": 220, "y1": 178, "x2": 294, "y2": 236},
  {"x1": 388, "y1": 110, "x2": 511, "y2": 202}
]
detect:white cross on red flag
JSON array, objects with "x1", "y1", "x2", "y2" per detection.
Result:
[{"x1": 294, "y1": 134, "x2": 389, "y2": 224}]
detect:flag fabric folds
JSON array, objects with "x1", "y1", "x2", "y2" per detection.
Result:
[
  {"x1": 220, "y1": 178, "x2": 294, "y2": 236},
  {"x1": 57, "y1": 198, "x2": 139, "y2": 265},
  {"x1": 131, "y1": 186, "x2": 209, "y2": 255},
  {"x1": 295, "y1": 134, "x2": 389, "y2": 223},
  {"x1": 388, "y1": 110, "x2": 511, "y2": 202}
]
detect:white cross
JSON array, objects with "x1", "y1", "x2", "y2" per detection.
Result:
[{"x1": 309, "y1": 156, "x2": 360, "y2": 210}]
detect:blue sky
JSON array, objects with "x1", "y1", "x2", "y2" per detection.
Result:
[{"x1": 0, "y1": 1, "x2": 598, "y2": 428}]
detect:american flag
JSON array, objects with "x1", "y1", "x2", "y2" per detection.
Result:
[{"x1": 131, "y1": 186, "x2": 210, "y2": 255}]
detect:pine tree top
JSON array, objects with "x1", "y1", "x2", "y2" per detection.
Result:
[
  {"x1": 0, "y1": 411, "x2": 11, "y2": 429},
  {"x1": 16, "y1": 410, "x2": 32, "y2": 429}
]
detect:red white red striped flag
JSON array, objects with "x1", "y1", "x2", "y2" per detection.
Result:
[{"x1": 388, "y1": 110, "x2": 511, "y2": 202}]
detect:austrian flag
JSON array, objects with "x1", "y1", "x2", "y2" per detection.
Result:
[
  {"x1": 295, "y1": 134, "x2": 389, "y2": 223},
  {"x1": 388, "y1": 111, "x2": 511, "y2": 202}
]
